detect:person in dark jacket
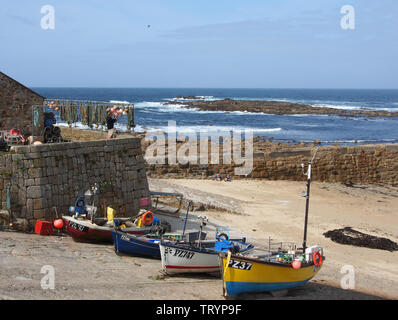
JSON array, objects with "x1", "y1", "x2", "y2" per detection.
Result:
[{"x1": 106, "y1": 111, "x2": 118, "y2": 139}]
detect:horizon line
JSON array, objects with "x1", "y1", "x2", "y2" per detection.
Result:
[{"x1": 30, "y1": 86, "x2": 398, "y2": 90}]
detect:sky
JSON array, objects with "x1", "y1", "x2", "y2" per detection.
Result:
[{"x1": 1, "y1": 0, "x2": 397, "y2": 88}]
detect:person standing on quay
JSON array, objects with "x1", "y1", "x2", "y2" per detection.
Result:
[{"x1": 106, "y1": 110, "x2": 118, "y2": 139}]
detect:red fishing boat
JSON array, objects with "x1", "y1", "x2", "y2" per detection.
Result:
[
  {"x1": 62, "y1": 185, "x2": 177, "y2": 243},
  {"x1": 62, "y1": 215, "x2": 160, "y2": 243}
]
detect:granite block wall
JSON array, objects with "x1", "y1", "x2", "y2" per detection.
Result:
[
  {"x1": 0, "y1": 137, "x2": 149, "y2": 228},
  {"x1": 145, "y1": 144, "x2": 398, "y2": 185}
]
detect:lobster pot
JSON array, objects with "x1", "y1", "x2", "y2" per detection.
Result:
[{"x1": 107, "y1": 207, "x2": 115, "y2": 222}]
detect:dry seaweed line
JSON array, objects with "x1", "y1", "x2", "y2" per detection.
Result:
[{"x1": 323, "y1": 227, "x2": 398, "y2": 252}]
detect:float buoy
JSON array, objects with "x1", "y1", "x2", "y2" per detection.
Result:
[
  {"x1": 53, "y1": 219, "x2": 64, "y2": 229},
  {"x1": 292, "y1": 260, "x2": 301, "y2": 269},
  {"x1": 142, "y1": 211, "x2": 154, "y2": 226},
  {"x1": 312, "y1": 251, "x2": 322, "y2": 267}
]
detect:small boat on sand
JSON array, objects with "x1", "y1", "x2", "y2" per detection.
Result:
[
  {"x1": 220, "y1": 243, "x2": 324, "y2": 296},
  {"x1": 63, "y1": 215, "x2": 159, "y2": 243},
  {"x1": 111, "y1": 205, "x2": 208, "y2": 258},
  {"x1": 63, "y1": 184, "x2": 168, "y2": 243},
  {"x1": 111, "y1": 223, "x2": 206, "y2": 258},
  {"x1": 160, "y1": 217, "x2": 254, "y2": 275},
  {"x1": 220, "y1": 149, "x2": 325, "y2": 297},
  {"x1": 112, "y1": 229, "x2": 163, "y2": 258},
  {"x1": 160, "y1": 236, "x2": 253, "y2": 275}
]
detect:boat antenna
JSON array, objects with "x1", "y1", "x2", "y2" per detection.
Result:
[
  {"x1": 181, "y1": 201, "x2": 192, "y2": 240},
  {"x1": 301, "y1": 148, "x2": 319, "y2": 253}
]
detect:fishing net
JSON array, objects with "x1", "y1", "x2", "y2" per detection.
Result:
[
  {"x1": 127, "y1": 108, "x2": 134, "y2": 130},
  {"x1": 48, "y1": 100, "x2": 134, "y2": 130},
  {"x1": 323, "y1": 227, "x2": 398, "y2": 252}
]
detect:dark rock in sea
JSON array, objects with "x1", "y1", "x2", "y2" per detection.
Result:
[
  {"x1": 176, "y1": 96, "x2": 202, "y2": 100},
  {"x1": 165, "y1": 99, "x2": 398, "y2": 118}
]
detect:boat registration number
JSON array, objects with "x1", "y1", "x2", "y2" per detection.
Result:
[
  {"x1": 228, "y1": 259, "x2": 253, "y2": 270},
  {"x1": 164, "y1": 247, "x2": 195, "y2": 260},
  {"x1": 121, "y1": 234, "x2": 131, "y2": 241},
  {"x1": 69, "y1": 221, "x2": 89, "y2": 233}
]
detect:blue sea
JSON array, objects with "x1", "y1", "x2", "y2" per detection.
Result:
[{"x1": 33, "y1": 88, "x2": 398, "y2": 146}]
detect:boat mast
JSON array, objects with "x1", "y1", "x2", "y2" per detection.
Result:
[
  {"x1": 182, "y1": 201, "x2": 192, "y2": 240},
  {"x1": 302, "y1": 149, "x2": 318, "y2": 253}
]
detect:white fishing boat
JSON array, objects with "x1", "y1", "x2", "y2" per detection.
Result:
[{"x1": 160, "y1": 216, "x2": 254, "y2": 275}]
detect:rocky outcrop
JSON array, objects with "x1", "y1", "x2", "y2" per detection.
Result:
[
  {"x1": 175, "y1": 96, "x2": 203, "y2": 100},
  {"x1": 166, "y1": 99, "x2": 398, "y2": 118}
]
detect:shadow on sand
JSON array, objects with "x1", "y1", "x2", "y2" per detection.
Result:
[{"x1": 229, "y1": 281, "x2": 385, "y2": 300}]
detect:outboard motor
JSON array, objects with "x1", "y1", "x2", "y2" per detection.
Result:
[{"x1": 69, "y1": 195, "x2": 86, "y2": 218}]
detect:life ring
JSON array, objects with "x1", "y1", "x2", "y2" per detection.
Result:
[
  {"x1": 217, "y1": 233, "x2": 229, "y2": 241},
  {"x1": 142, "y1": 211, "x2": 154, "y2": 226},
  {"x1": 312, "y1": 251, "x2": 322, "y2": 267}
]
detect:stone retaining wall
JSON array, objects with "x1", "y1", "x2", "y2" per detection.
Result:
[
  {"x1": 145, "y1": 144, "x2": 398, "y2": 185},
  {"x1": 0, "y1": 137, "x2": 149, "y2": 227}
]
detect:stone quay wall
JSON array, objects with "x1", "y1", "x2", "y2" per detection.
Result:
[
  {"x1": 145, "y1": 144, "x2": 398, "y2": 185},
  {"x1": 0, "y1": 137, "x2": 149, "y2": 228}
]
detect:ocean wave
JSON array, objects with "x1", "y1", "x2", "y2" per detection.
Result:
[
  {"x1": 312, "y1": 103, "x2": 398, "y2": 112},
  {"x1": 377, "y1": 107, "x2": 398, "y2": 112},
  {"x1": 142, "y1": 125, "x2": 282, "y2": 135},
  {"x1": 311, "y1": 104, "x2": 369, "y2": 111},
  {"x1": 57, "y1": 120, "x2": 282, "y2": 136},
  {"x1": 156, "y1": 104, "x2": 194, "y2": 113},
  {"x1": 57, "y1": 120, "x2": 133, "y2": 133},
  {"x1": 135, "y1": 101, "x2": 262, "y2": 115},
  {"x1": 166, "y1": 96, "x2": 221, "y2": 102},
  {"x1": 134, "y1": 101, "x2": 165, "y2": 108},
  {"x1": 109, "y1": 100, "x2": 131, "y2": 105}
]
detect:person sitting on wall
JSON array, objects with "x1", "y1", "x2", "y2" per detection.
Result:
[
  {"x1": 224, "y1": 175, "x2": 231, "y2": 182},
  {"x1": 106, "y1": 111, "x2": 118, "y2": 139}
]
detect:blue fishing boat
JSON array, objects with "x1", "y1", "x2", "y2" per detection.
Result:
[
  {"x1": 112, "y1": 229, "x2": 161, "y2": 258},
  {"x1": 111, "y1": 228, "x2": 206, "y2": 259}
]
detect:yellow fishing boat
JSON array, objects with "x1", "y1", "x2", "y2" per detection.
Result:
[
  {"x1": 220, "y1": 244, "x2": 324, "y2": 296},
  {"x1": 220, "y1": 149, "x2": 325, "y2": 297}
]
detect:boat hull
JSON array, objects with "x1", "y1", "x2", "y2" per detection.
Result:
[
  {"x1": 160, "y1": 240, "x2": 254, "y2": 275},
  {"x1": 112, "y1": 230, "x2": 161, "y2": 258},
  {"x1": 63, "y1": 216, "x2": 152, "y2": 243},
  {"x1": 220, "y1": 253, "x2": 323, "y2": 297},
  {"x1": 160, "y1": 242, "x2": 220, "y2": 274}
]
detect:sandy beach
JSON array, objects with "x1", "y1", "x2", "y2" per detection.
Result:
[
  {"x1": 1, "y1": 178, "x2": 396, "y2": 300},
  {"x1": 150, "y1": 179, "x2": 398, "y2": 299}
]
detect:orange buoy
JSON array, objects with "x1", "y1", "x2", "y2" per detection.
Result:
[
  {"x1": 141, "y1": 211, "x2": 154, "y2": 226},
  {"x1": 53, "y1": 219, "x2": 64, "y2": 229}
]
